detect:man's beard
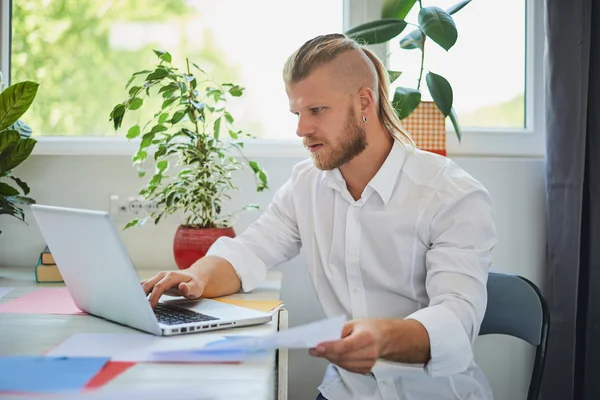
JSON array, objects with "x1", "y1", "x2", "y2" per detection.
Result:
[{"x1": 306, "y1": 108, "x2": 367, "y2": 171}]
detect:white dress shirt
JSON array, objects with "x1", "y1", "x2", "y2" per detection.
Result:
[{"x1": 207, "y1": 139, "x2": 497, "y2": 400}]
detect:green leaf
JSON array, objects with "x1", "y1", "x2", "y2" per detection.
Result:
[
  {"x1": 9, "y1": 176, "x2": 29, "y2": 195},
  {"x1": 392, "y1": 87, "x2": 421, "y2": 119},
  {"x1": 381, "y1": 0, "x2": 417, "y2": 19},
  {"x1": 345, "y1": 19, "x2": 408, "y2": 45},
  {"x1": 133, "y1": 150, "x2": 148, "y2": 164},
  {"x1": 213, "y1": 118, "x2": 221, "y2": 139},
  {"x1": 171, "y1": 110, "x2": 186, "y2": 124},
  {"x1": 140, "y1": 133, "x2": 155, "y2": 149},
  {"x1": 249, "y1": 160, "x2": 260, "y2": 173},
  {"x1": 162, "y1": 98, "x2": 177, "y2": 110},
  {"x1": 128, "y1": 98, "x2": 143, "y2": 110},
  {"x1": 0, "y1": 81, "x2": 39, "y2": 131},
  {"x1": 0, "y1": 131, "x2": 36, "y2": 173},
  {"x1": 127, "y1": 125, "x2": 141, "y2": 139},
  {"x1": 128, "y1": 86, "x2": 141, "y2": 96},
  {"x1": 150, "y1": 124, "x2": 168, "y2": 134},
  {"x1": 449, "y1": 107, "x2": 462, "y2": 142},
  {"x1": 8, "y1": 120, "x2": 33, "y2": 138},
  {"x1": 157, "y1": 160, "x2": 169, "y2": 172},
  {"x1": 387, "y1": 70, "x2": 402, "y2": 84},
  {"x1": 228, "y1": 85, "x2": 243, "y2": 97},
  {"x1": 426, "y1": 71, "x2": 453, "y2": 117},
  {"x1": 0, "y1": 182, "x2": 19, "y2": 196},
  {"x1": 146, "y1": 69, "x2": 169, "y2": 81},
  {"x1": 399, "y1": 29, "x2": 424, "y2": 50},
  {"x1": 153, "y1": 50, "x2": 172, "y2": 63},
  {"x1": 109, "y1": 104, "x2": 126, "y2": 130},
  {"x1": 124, "y1": 218, "x2": 140, "y2": 230},
  {"x1": 158, "y1": 113, "x2": 169, "y2": 124},
  {"x1": 418, "y1": 7, "x2": 458, "y2": 51},
  {"x1": 447, "y1": 0, "x2": 472, "y2": 15}
]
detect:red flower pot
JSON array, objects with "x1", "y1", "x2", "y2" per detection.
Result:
[{"x1": 173, "y1": 226, "x2": 235, "y2": 270}]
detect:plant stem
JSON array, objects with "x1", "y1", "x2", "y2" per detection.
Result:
[
  {"x1": 185, "y1": 58, "x2": 200, "y2": 139},
  {"x1": 417, "y1": 33, "x2": 426, "y2": 90},
  {"x1": 418, "y1": 0, "x2": 422, "y2": 8}
]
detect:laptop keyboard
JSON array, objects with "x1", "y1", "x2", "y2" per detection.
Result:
[{"x1": 154, "y1": 303, "x2": 219, "y2": 326}]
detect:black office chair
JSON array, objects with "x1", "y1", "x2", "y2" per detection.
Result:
[{"x1": 479, "y1": 272, "x2": 550, "y2": 400}]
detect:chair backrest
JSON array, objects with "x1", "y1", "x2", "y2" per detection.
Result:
[{"x1": 479, "y1": 272, "x2": 550, "y2": 400}]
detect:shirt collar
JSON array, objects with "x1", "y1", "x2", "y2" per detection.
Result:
[
  {"x1": 320, "y1": 140, "x2": 408, "y2": 205},
  {"x1": 367, "y1": 139, "x2": 407, "y2": 206}
]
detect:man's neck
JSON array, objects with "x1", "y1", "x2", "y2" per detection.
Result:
[{"x1": 339, "y1": 127, "x2": 394, "y2": 201}]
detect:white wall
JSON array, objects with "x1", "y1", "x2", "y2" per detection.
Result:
[{"x1": 0, "y1": 154, "x2": 546, "y2": 400}]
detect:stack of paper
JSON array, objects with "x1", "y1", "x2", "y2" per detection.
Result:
[{"x1": 46, "y1": 315, "x2": 347, "y2": 364}]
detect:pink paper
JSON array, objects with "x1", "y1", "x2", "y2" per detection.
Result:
[{"x1": 0, "y1": 288, "x2": 86, "y2": 315}]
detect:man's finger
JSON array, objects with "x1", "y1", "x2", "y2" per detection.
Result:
[
  {"x1": 148, "y1": 274, "x2": 186, "y2": 308},
  {"x1": 317, "y1": 332, "x2": 373, "y2": 355},
  {"x1": 178, "y1": 281, "x2": 203, "y2": 299},
  {"x1": 142, "y1": 272, "x2": 166, "y2": 296}
]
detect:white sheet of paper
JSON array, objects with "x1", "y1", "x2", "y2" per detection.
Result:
[
  {"x1": 0, "y1": 287, "x2": 13, "y2": 299},
  {"x1": 46, "y1": 332, "x2": 232, "y2": 362},
  {"x1": 152, "y1": 314, "x2": 347, "y2": 361}
]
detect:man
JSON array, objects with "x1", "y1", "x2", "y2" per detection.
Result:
[{"x1": 142, "y1": 33, "x2": 496, "y2": 400}]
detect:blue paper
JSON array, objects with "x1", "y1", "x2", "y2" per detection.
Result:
[{"x1": 0, "y1": 356, "x2": 109, "y2": 393}]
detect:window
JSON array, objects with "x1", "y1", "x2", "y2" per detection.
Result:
[
  {"x1": 385, "y1": 0, "x2": 526, "y2": 131},
  {"x1": 9, "y1": 0, "x2": 344, "y2": 139},
  {"x1": 4, "y1": 0, "x2": 543, "y2": 157}
]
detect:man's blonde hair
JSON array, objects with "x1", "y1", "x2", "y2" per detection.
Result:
[{"x1": 283, "y1": 33, "x2": 414, "y2": 146}]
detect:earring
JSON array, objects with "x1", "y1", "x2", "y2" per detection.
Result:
[{"x1": 362, "y1": 115, "x2": 367, "y2": 123}]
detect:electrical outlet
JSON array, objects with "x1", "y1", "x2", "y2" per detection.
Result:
[
  {"x1": 108, "y1": 194, "x2": 170, "y2": 223},
  {"x1": 127, "y1": 197, "x2": 145, "y2": 217},
  {"x1": 109, "y1": 194, "x2": 147, "y2": 221}
]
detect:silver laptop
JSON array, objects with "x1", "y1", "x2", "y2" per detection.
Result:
[{"x1": 31, "y1": 204, "x2": 272, "y2": 336}]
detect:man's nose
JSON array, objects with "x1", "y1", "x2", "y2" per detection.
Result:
[{"x1": 296, "y1": 115, "x2": 315, "y2": 138}]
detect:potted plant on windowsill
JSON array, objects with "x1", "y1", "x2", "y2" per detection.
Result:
[
  {"x1": 344, "y1": 0, "x2": 472, "y2": 144},
  {"x1": 109, "y1": 50, "x2": 268, "y2": 270},
  {"x1": 0, "y1": 74, "x2": 39, "y2": 235}
]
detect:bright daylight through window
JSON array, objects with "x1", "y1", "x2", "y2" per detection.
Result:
[
  {"x1": 388, "y1": 0, "x2": 526, "y2": 129},
  {"x1": 11, "y1": 0, "x2": 525, "y2": 139}
]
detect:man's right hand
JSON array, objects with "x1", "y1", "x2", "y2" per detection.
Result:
[{"x1": 142, "y1": 270, "x2": 207, "y2": 308}]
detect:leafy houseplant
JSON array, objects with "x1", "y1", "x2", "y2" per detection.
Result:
[
  {"x1": 109, "y1": 50, "x2": 269, "y2": 269},
  {"x1": 345, "y1": 0, "x2": 472, "y2": 141},
  {"x1": 0, "y1": 74, "x2": 39, "y2": 235}
]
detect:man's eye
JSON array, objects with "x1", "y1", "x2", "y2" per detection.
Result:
[{"x1": 310, "y1": 107, "x2": 323, "y2": 114}]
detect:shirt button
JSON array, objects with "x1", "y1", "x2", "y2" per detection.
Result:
[
  {"x1": 353, "y1": 287, "x2": 360, "y2": 294},
  {"x1": 382, "y1": 380, "x2": 389, "y2": 386}
]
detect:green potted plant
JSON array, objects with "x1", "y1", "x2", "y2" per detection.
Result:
[
  {"x1": 109, "y1": 50, "x2": 268, "y2": 269},
  {"x1": 345, "y1": 0, "x2": 472, "y2": 142},
  {"x1": 0, "y1": 73, "x2": 39, "y2": 235}
]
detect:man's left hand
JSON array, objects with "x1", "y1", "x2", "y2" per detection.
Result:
[{"x1": 309, "y1": 319, "x2": 391, "y2": 375}]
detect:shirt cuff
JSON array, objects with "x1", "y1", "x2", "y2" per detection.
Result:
[
  {"x1": 205, "y1": 236, "x2": 267, "y2": 293},
  {"x1": 405, "y1": 304, "x2": 474, "y2": 377}
]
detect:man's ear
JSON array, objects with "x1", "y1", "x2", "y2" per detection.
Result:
[{"x1": 358, "y1": 87, "x2": 375, "y2": 114}]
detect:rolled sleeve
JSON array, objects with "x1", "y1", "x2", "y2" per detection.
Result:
[
  {"x1": 206, "y1": 178, "x2": 302, "y2": 292},
  {"x1": 406, "y1": 304, "x2": 474, "y2": 377},
  {"x1": 407, "y1": 181, "x2": 496, "y2": 377}
]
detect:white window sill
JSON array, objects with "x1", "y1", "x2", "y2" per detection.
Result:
[{"x1": 30, "y1": 128, "x2": 545, "y2": 159}]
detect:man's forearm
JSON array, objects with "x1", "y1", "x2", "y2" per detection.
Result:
[
  {"x1": 380, "y1": 319, "x2": 431, "y2": 364},
  {"x1": 189, "y1": 255, "x2": 242, "y2": 298}
]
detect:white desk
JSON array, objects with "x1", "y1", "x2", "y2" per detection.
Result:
[{"x1": 0, "y1": 267, "x2": 286, "y2": 400}]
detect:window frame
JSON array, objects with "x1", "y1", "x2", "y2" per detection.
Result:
[{"x1": 0, "y1": 0, "x2": 544, "y2": 158}]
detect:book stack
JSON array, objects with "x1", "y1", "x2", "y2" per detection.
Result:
[{"x1": 35, "y1": 246, "x2": 64, "y2": 283}]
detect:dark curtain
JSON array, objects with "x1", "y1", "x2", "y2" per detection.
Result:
[{"x1": 543, "y1": 0, "x2": 600, "y2": 398}]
